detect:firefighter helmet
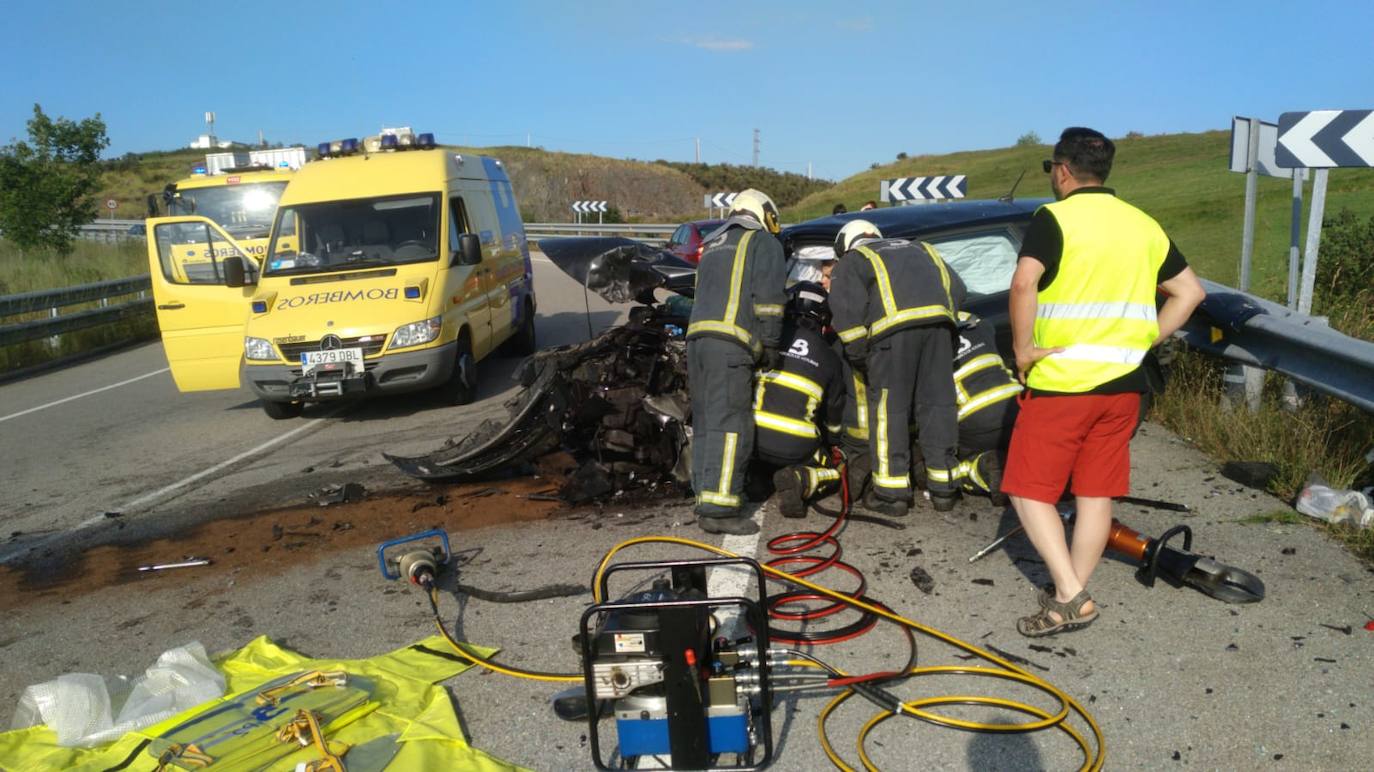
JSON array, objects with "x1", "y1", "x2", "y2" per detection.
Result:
[
  {"x1": 729, "y1": 189, "x2": 782, "y2": 235},
  {"x1": 786, "y1": 281, "x2": 831, "y2": 330},
  {"x1": 834, "y1": 219, "x2": 882, "y2": 259}
]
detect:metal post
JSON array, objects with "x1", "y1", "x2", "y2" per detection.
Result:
[
  {"x1": 1281, "y1": 167, "x2": 1307, "y2": 410},
  {"x1": 1238, "y1": 117, "x2": 1261, "y2": 291},
  {"x1": 1287, "y1": 167, "x2": 1305, "y2": 308},
  {"x1": 1298, "y1": 168, "x2": 1329, "y2": 316}
]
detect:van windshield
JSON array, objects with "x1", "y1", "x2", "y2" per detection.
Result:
[
  {"x1": 169, "y1": 181, "x2": 286, "y2": 240},
  {"x1": 264, "y1": 193, "x2": 442, "y2": 276}
]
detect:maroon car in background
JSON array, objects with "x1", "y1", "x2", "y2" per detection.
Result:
[{"x1": 665, "y1": 219, "x2": 724, "y2": 265}]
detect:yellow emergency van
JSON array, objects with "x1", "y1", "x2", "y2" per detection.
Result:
[
  {"x1": 144, "y1": 132, "x2": 536, "y2": 418},
  {"x1": 150, "y1": 149, "x2": 304, "y2": 279}
]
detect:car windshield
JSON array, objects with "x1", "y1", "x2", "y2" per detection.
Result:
[
  {"x1": 263, "y1": 193, "x2": 442, "y2": 276},
  {"x1": 168, "y1": 181, "x2": 285, "y2": 240}
]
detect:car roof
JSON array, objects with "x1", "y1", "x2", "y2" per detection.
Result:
[{"x1": 782, "y1": 198, "x2": 1048, "y2": 248}]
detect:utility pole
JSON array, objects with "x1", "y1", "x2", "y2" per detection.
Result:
[
  {"x1": 807, "y1": 161, "x2": 812, "y2": 180},
  {"x1": 695, "y1": 137, "x2": 700, "y2": 164},
  {"x1": 526, "y1": 131, "x2": 531, "y2": 148},
  {"x1": 258, "y1": 129, "x2": 265, "y2": 148},
  {"x1": 752, "y1": 128, "x2": 760, "y2": 167}
]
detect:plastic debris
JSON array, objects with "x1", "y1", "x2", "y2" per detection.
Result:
[
  {"x1": 1295, "y1": 474, "x2": 1374, "y2": 529},
  {"x1": 11, "y1": 642, "x2": 225, "y2": 747}
]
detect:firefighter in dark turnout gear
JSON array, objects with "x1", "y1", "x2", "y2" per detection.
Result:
[
  {"x1": 687, "y1": 189, "x2": 788, "y2": 534},
  {"x1": 829, "y1": 220, "x2": 966, "y2": 516},
  {"x1": 754, "y1": 283, "x2": 847, "y2": 518},
  {"x1": 949, "y1": 312, "x2": 1022, "y2": 503}
]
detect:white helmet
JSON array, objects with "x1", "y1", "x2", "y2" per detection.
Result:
[
  {"x1": 834, "y1": 219, "x2": 882, "y2": 258},
  {"x1": 729, "y1": 189, "x2": 781, "y2": 235}
]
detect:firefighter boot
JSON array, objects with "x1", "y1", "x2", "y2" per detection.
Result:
[
  {"x1": 929, "y1": 490, "x2": 960, "y2": 512},
  {"x1": 861, "y1": 490, "x2": 910, "y2": 518},
  {"x1": 844, "y1": 450, "x2": 872, "y2": 502},
  {"x1": 772, "y1": 466, "x2": 807, "y2": 518}
]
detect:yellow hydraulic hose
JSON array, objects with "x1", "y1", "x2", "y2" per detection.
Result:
[
  {"x1": 428, "y1": 585, "x2": 583, "y2": 683},
  {"x1": 591, "y1": 536, "x2": 1106, "y2": 771}
]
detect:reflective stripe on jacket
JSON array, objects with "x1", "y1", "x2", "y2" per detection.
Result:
[
  {"x1": 1029, "y1": 194, "x2": 1168, "y2": 392},
  {"x1": 953, "y1": 314, "x2": 1021, "y2": 422},
  {"x1": 754, "y1": 323, "x2": 846, "y2": 462},
  {"x1": 686, "y1": 223, "x2": 787, "y2": 357},
  {"x1": 829, "y1": 238, "x2": 964, "y2": 359}
]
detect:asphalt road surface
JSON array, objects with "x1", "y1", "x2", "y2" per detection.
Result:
[{"x1": 1, "y1": 255, "x2": 1371, "y2": 770}]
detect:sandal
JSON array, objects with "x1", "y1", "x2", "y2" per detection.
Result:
[
  {"x1": 1035, "y1": 583, "x2": 1055, "y2": 608},
  {"x1": 1017, "y1": 589, "x2": 1099, "y2": 637}
]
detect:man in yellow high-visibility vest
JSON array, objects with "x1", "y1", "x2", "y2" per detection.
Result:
[{"x1": 1003, "y1": 127, "x2": 1205, "y2": 637}]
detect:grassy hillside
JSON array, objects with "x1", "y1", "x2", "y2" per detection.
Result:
[
  {"x1": 95, "y1": 145, "x2": 714, "y2": 223},
  {"x1": 789, "y1": 131, "x2": 1374, "y2": 302}
]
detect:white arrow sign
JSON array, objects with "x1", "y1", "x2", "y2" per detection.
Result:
[{"x1": 1276, "y1": 109, "x2": 1374, "y2": 168}]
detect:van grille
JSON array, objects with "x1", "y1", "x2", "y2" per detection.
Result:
[{"x1": 276, "y1": 335, "x2": 387, "y2": 362}]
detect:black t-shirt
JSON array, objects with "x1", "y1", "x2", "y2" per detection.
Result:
[{"x1": 1017, "y1": 187, "x2": 1189, "y2": 395}]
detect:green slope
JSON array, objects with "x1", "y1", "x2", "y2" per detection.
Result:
[{"x1": 788, "y1": 131, "x2": 1374, "y2": 301}]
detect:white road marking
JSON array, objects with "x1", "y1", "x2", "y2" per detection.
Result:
[
  {"x1": 0, "y1": 410, "x2": 338, "y2": 565},
  {"x1": 707, "y1": 508, "x2": 766, "y2": 639},
  {"x1": 0, "y1": 368, "x2": 170, "y2": 424}
]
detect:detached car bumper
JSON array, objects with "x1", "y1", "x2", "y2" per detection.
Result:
[{"x1": 245, "y1": 341, "x2": 457, "y2": 402}]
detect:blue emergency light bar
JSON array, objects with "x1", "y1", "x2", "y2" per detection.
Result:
[{"x1": 319, "y1": 132, "x2": 436, "y2": 158}]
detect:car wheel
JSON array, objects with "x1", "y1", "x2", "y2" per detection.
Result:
[
  {"x1": 262, "y1": 399, "x2": 304, "y2": 420},
  {"x1": 504, "y1": 299, "x2": 537, "y2": 356},
  {"x1": 443, "y1": 335, "x2": 478, "y2": 405}
]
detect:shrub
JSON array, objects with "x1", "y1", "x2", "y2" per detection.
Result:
[{"x1": 1015, "y1": 131, "x2": 1042, "y2": 147}]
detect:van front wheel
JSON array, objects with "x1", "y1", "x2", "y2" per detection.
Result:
[
  {"x1": 443, "y1": 337, "x2": 478, "y2": 405},
  {"x1": 262, "y1": 399, "x2": 304, "y2": 420}
]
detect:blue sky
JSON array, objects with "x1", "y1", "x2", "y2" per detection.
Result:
[{"x1": 3, "y1": 0, "x2": 1372, "y2": 180}]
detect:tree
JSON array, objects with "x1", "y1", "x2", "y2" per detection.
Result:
[
  {"x1": 896, "y1": 151, "x2": 908, "y2": 160},
  {"x1": 0, "y1": 104, "x2": 110, "y2": 253},
  {"x1": 1015, "y1": 131, "x2": 1042, "y2": 147}
]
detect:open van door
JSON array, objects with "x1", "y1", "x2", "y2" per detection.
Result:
[{"x1": 146, "y1": 216, "x2": 257, "y2": 391}]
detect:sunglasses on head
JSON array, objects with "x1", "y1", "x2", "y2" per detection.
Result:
[{"x1": 1042, "y1": 159, "x2": 1066, "y2": 174}]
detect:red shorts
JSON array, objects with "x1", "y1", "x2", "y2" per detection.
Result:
[{"x1": 1001, "y1": 391, "x2": 1140, "y2": 504}]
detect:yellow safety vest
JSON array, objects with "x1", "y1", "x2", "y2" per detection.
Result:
[{"x1": 1029, "y1": 193, "x2": 1169, "y2": 393}]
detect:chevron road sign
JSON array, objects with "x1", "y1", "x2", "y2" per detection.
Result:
[
  {"x1": 880, "y1": 175, "x2": 967, "y2": 203},
  {"x1": 571, "y1": 200, "x2": 608, "y2": 214},
  {"x1": 1276, "y1": 110, "x2": 1374, "y2": 168},
  {"x1": 703, "y1": 192, "x2": 737, "y2": 208}
]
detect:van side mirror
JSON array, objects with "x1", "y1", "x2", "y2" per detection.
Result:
[
  {"x1": 223, "y1": 256, "x2": 251, "y2": 288},
  {"x1": 456, "y1": 233, "x2": 483, "y2": 266},
  {"x1": 145, "y1": 194, "x2": 159, "y2": 218}
]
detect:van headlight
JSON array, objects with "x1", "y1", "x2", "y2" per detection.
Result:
[
  {"x1": 245, "y1": 336, "x2": 277, "y2": 360},
  {"x1": 390, "y1": 316, "x2": 442, "y2": 349}
]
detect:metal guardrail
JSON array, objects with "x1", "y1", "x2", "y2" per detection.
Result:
[
  {"x1": 525, "y1": 222, "x2": 676, "y2": 246},
  {"x1": 1179, "y1": 279, "x2": 1374, "y2": 413},
  {"x1": 0, "y1": 275, "x2": 153, "y2": 348},
  {"x1": 76, "y1": 219, "x2": 144, "y2": 243}
]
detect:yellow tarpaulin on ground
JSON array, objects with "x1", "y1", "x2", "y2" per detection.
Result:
[{"x1": 0, "y1": 635, "x2": 526, "y2": 771}]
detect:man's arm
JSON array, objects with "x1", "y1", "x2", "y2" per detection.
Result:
[
  {"x1": 1008, "y1": 257, "x2": 1061, "y2": 384},
  {"x1": 1155, "y1": 266, "x2": 1206, "y2": 343},
  {"x1": 753, "y1": 236, "x2": 788, "y2": 353}
]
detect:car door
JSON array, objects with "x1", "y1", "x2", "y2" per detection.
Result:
[
  {"x1": 146, "y1": 216, "x2": 257, "y2": 391},
  {"x1": 449, "y1": 195, "x2": 493, "y2": 358}
]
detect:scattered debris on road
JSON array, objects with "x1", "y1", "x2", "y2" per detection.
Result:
[
  {"x1": 136, "y1": 558, "x2": 211, "y2": 572},
  {"x1": 309, "y1": 482, "x2": 367, "y2": 506}
]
